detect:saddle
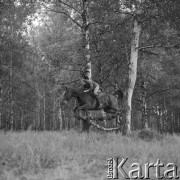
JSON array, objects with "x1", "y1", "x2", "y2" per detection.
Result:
[
  {"x1": 97, "y1": 91, "x2": 104, "y2": 98},
  {"x1": 83, "y1": 88, "x2": 103, "y2": 96},
  {"x1": 83, "y1": 88, "x2": 103, "y2": 108}
]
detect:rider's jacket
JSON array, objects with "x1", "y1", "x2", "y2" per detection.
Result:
[{"x1": 81, "y1": 79, "x2": 99, "y2": 92}]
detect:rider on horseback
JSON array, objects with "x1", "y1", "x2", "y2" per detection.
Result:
[{"x1": 81, "y1": 76, "x2": 102, "y2": 108}]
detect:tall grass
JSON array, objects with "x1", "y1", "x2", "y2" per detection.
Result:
[{"x1": 0, "y1": 130, "x2": 180, "y2": 179}]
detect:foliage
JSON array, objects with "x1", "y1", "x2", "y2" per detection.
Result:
[{"x1": 0, "y1": 0, "x2": 180, "y2": 132}]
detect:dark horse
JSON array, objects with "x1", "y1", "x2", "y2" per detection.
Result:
[{"x1": 61, "y1": 86, "x2": 123, "y2": 121}]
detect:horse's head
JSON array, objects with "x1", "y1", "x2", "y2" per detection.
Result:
[{"x1": 61, "y1": 86, "x2": 72, "y2": 105}]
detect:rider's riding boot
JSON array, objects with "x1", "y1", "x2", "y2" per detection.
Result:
[{"x1": 95, "y1": 94, "x2": 102, "y2": 108}]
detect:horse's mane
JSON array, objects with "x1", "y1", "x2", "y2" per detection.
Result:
[
  {"x1": 68, "y1": 87, "x2": 91, "y2": 97},
  {"x1": 68, "y1": 87, "x2": 93, "y2": 104},
  {"x1": 69, "y1": 87, "x2": 84, "y2": 93}
]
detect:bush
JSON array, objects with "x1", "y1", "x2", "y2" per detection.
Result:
[{"x1": 137, "y1": 129, "x2": 164, "y2": 141}]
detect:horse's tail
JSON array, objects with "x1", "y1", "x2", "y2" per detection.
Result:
[{"x1": 113, "y1": 89, "x2": 124, "y2": 100}]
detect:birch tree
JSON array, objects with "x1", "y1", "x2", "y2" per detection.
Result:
[
  {"x1": 121, "y1": 0, "x2": 142, "y2": 134},
  {"x1": 40, "y1": 0, "x2": 93, "y2": 131},
  {"x1": 121, "y1": 0, "x2": 180, "y2": 134}
]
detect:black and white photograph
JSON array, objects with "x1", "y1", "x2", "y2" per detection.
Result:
[{"x1": 0, "y1": 0, "x2": 180, "y2": 179}]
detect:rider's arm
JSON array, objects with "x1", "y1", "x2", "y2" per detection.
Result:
[{"x1": 93, "y1": 81, "x2": 99, "y2": 88}]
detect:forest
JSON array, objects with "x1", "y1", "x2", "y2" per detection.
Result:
[{"x1": 1, "y1": 0, "x2": 180, "y2": 134}]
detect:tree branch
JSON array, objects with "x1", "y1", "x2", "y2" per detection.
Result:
[
  {"x1": 96, "y1": 16, "x2": 133, "y2": 37},
  {"x1": 138, "y1": 44, "x2": 176, "y2": 51},
  {"x1": 139, "y1": 49, "x2": 159, "y2": 56},
  {"x1": 45, "y1": 54, "x2": 81, "y2": 72},
  {"x1": 61, "y1": 79, "x2": 80, "y2": 86},
  {"x1": 100, "y1": 62, "x2": 122, "y2": 83},
  {"x1": 41, "y1": 3, "x2": 82, "y2": 28},
  {"x1": 146, "y1": 88, "x2": 170, "y2": 100},
  {"x1": 61, "y1": 67, "x2": 81, "y2": 72},
  {"x1": 57, "y1": 0, "x2": 81, "y2": 14}
]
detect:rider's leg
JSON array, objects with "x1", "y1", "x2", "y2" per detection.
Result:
[
  {"x1": 94, "y1": 94, "x2": 101, "y2": 106},
  {"x1": 94, "y1": 86, "x2": 99, "y2": 95}
]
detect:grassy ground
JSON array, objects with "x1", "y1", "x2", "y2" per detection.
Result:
[{"x1": 0, "y1": 130, "x2": 179, "y2": 180}]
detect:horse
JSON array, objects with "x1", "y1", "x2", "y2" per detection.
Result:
[{"x1": 61, "y1": 86, "x2": 124, "y2": 121}]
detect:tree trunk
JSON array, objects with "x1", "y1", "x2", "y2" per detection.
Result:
[
  {"x1": 43, "y1": 93, "x2": 46, "y2": 130},
  {"x1": 124, "y1": 18, "x2": 141, "y2": 135},
  {"x1": 52, "y1": 94, "x2": 56, "y2": 130},
  {"x1": 59, "y1": 102, "x2": 64, "y2": 131},
  {"x1": 0, "y1": 57, "x2": 2, "y2": 130},
  {"x1": 33, "y1": 55, "x2": 41, "y2": 130},
  {"x1": 163, "y1": 96, "x2": 168, "y2": 133},
  {"x1": 0, "y1": 89, "x2": 2, "y2": 130},
  {"x1": 35, "y1": 78, "x2": 41, "y2": 130},
  {"x1": 82, "y1": 0, "x2": 91, "y2": 79},
  {"x1": 140, "y1": 81, "x2": 148, "y2": 129},
  {"x1": 81, "y1": 0, "x2": 91, "y2": 132},
  {"x1": 9, "y1": 51, "x2": 14, "y2": 131},
  {"x1": 80, "y1": 110, "x2": 90, "y2": 132},
  {"x1": 0, "y1": 85, "x2": 2, "y2": 130},
  {"x1": 21, "y1": 109, "x2": 24, "y2": 130}
]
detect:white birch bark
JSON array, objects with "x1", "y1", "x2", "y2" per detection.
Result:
[
  {"x1": 125, "y1": 18, "x2": 141, "y2": 134},
  {"x1": 82, "y1": 0, "x2": 91, "y2": 79},
  {"x1": 80, "y1": 0, "x2": 91, "y2": 131}
]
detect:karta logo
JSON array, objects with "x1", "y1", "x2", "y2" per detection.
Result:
[{"x1": 107, "y1": 158, "x2": 179, "y2": 179}]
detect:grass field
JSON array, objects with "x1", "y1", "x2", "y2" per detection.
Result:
[{"x1": 0, "y1": 130, "x2": 179, "y2": 180}]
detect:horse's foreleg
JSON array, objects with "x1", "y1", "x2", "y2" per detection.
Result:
[
  {"x1": 104, "y1": 109, "x2": 116, "y2": 114},
  {"x1": 74, "y1": 104, "x2": 91, "y2": 121},
  {"x1": 73, "y1": 106, "x2": 81, "y2": 120},
  {"x1": 74, "y1": 109, "x2": 87, "y2": 121},
  {"x1": 73, "y1": 106, "x2": 79, "y2": 112},
  {"x1": 76, "y1": 104, "x2": 91, "y2": 111}
]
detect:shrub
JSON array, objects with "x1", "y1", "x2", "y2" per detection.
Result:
[{"x1": 137, "y1": 129, "x2": 164, "y2": 141}]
